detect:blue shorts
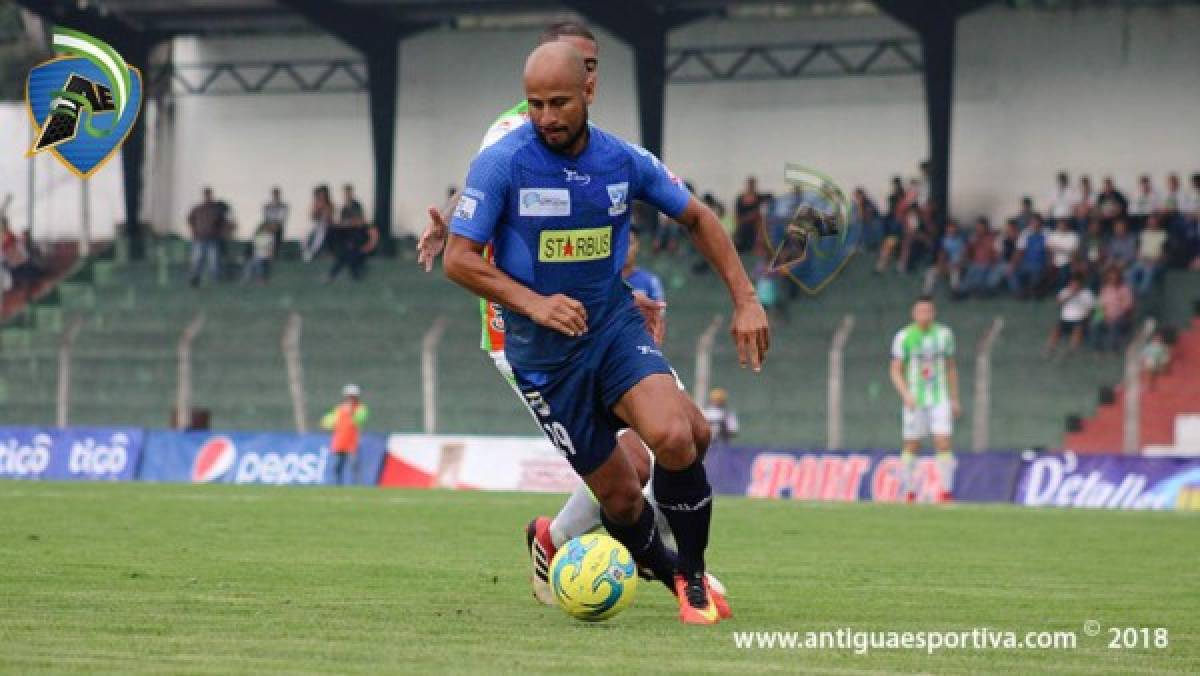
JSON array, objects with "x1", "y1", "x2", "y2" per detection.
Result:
[{"x1": 511, "y1": 313, "x2": 673, "y2": 476}]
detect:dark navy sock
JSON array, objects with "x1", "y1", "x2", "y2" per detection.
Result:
[
  {"x1": 653, "y1": 459, "x2": 713, "y2": 575},
  {"x1": 601, "y1": 497, "x2": 677, "y2": 590}
]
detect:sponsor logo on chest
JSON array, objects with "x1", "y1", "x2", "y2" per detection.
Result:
[{"x1": 519, "y1": 188, "x2": 571, "y2": 217}]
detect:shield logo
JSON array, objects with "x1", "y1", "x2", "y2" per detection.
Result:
[
  {"x1": 759, "y1": 164, "x2": 859, "y2": 295},
  {"x1": 25, "y1": 27, "x2": 142, "y2": 178}
]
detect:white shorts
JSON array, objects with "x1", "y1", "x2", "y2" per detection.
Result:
[{"x1": 902, "y1": 402, "x2": 953, "y2": 441}]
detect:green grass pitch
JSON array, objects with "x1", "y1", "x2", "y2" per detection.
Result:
[{"x1": 1, "y1": 482, "x2": 1196, "y2": 674}]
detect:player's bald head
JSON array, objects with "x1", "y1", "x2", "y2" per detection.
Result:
[{"x1": 524, "y1": 41, "x2": 588, "y2": 94}]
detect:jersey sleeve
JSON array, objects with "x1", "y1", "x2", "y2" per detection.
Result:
[
  {"x1": 649, "y1": 273, "x2": 665, "y2": 303},
  {"x1": 891, "y1": 330, "x2": 907, "y2": 360},
  {"x1": 628, "y1": 144, "x2": 691, "y2": 219},
  {"x1": 449, "y1": 149, "x2": 509, "y2": 244}
]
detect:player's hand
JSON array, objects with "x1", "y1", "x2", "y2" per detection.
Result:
[
  {"x1": 417, "y1": 206, "x2": 449, "y2": 272},
  {"x1": 531, "y1": 293, "x2": 588, "y2": 338},
  {"x1": 731, "y1": 298, "x2": 769, "y2": 372},
  {"x1": 952, "y1": 400, "x2": 962, "y2": 418},
  {"x1": 632, "y1": 291, "x2": 666, "y2": 345}
]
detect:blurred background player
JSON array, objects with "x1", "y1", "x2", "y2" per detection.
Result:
[
  {"x1": 322, "y1": 384, "x2": 369, "y2": 486},
  {"x1": 703, "y1": 388, "x2": 739, "y2": 452},
  {"x1": 415, "y1": 20, "x2": 694, "y2": 608},
  {"x1": 889, "y1": 296, "x2": 960, "y2": 503}
]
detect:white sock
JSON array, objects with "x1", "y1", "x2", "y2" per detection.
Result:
[
  {"x1": 549, "y1": 483, "x2": 602, "y2": 548},
  {"x1": 900, "y1": 450, "x2": 917, "y2": 494},
  {"x1": 937, "y1": 451, "x2": 957, "y2": 493}
]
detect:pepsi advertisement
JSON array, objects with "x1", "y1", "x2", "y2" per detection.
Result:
[
  {"x1": 139, "y1": 430, "x2": 387, "y2": 486},
  {"x1": 0, "y1": 427, "x2": 143, "y2": 481}
]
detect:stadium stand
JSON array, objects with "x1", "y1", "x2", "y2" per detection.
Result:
[{"x1": 2, "y1": 236, "x2": 1196, "y2": 451}]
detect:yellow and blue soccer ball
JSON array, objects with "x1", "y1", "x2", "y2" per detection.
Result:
[{"x1": 549, "y1": 534, "x2": 638, "y2": 621}]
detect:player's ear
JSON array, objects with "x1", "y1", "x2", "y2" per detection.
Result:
[{"x1": 582, "y1": 78, "x2": 595, "y2": 105}]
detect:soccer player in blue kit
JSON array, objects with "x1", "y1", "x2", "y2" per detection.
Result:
[{"x1": 444, "y1": 42, "x2": 769, "y2": 625}]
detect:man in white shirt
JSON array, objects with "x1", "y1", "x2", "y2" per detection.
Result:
[
  {"x1": 1044, "y1": 218, "x2": 1080, "y2": 289},
  {"x1": 1127, "y1": 215, "x2": 1168, "y2": 296},
  {"x1": 1130, "y1": 174, "x2": 1162, "y2": 224},
  {"x1": 1044, "y1": 274, "x2": 1096, "y2": 358},
  {"x1": 1047, "y1": 171, "x2": 1078, "y2": 221}
]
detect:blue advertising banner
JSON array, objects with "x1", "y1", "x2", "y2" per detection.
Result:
[
  {"x1": 1016, "y1": 452, "x2": 1200, "y2": 510},
  {"x1": 0, "y1": 427, "x2": 143, "y2": 481},
  {"x1": 704, "y1": 447, "x2": 1023, "y2": 503},
  {"x1": 139, "y1": 430, "x2": 387, "y2": 486}
]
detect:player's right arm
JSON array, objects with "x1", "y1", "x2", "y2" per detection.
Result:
[
  {"x1": 890, "y1": 331, "x2": 916, "y2": 409},
  {"x1": 441, "y1": 148, "x2": 587, "y2": 338},
  {"x1": 445, "y1": 234, "x2": 588, "y2": 337}
]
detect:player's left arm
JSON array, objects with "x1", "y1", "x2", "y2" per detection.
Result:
[
  {"x1": 947, "y1": 357, "x2": 961, "y2": 418},
  {"x1": 946, "y1": 328, "x2": 961, "y2": 417},
  {"x1": 676, "y1": 196, "x2": 769, "y2": 371}
]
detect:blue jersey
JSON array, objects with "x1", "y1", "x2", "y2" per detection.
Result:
[
  {"x1": 450, "y1": 122, "x2": 691, "y2": 370},
  {"x1": 625, "y1": 267, "x2": 665, "y2": 302}
]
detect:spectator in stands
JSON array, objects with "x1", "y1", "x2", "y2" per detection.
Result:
[
  {"x1": 262, "y1": 186, "x2": 288, "y2": 256},
  {"x1": 186, "y1": 186, "x2": 230, "y2": 287},
  {"x1": 734, "y1": 176, "x2": 766, "y2": 253},
  {"x1": 1161, "y1": 173, "x2": 1184, "y2": 218},
  {"x1": 923, "y1": 219, "x2": 966, "y2": 299},
  {"x1": 1008, "y1": 214, "x2": 1050, "y2": 298},
  {"x1": 303, "y1": 184, "x2": 334, "y2": 263},
  {"x1": 961, "y1": 217, "x2": 997, "y2": 297},
  {"x1": 1097, "y1": 177, "x2": 1128, "y2": 227},
  {"x1": 1141, "y1": 330, "x2": 1171, "y2": 389},
  {"x1": 1047, "y1": 171, "x2": 1077, "y2": 222},
  {"x1": 1126, "y1": 214, "x2": 1167, "y2": 296},
  {"x1": 986, "y1": 219, "x2": 1021, "y2": 294},
  {"x1": 1107, "y1": 219, "x2": 1138, "y2": 271},
  {"x1": 325, "y1": 184, "x2": 379, "y2": 282},
  {"x1": 703, "y1": 388, "x2": 739, "y2": 450},
  {"x1": 1077, "y1": 174, "x2": 1096, "y2": 213},
  {"x1": 1045, "y1": 274, "x2": 1095, "y2": 358},
  {"x1": 244, "y1": 222, "x2": 275, "y2": 285},
  {"x1": 1129, "y1": 174, "x2": 1161, "y2": 228},
  {"x1": 1081, "y1": 217, "x2": 1108, "y2": 271},
  {"x1": 896, "y1": 205, "x2": 934, "y2": 273},
  {"x1": 1091, "y1": 268, "x2": 1134, "y2": 352},
  {"x1": 875, "y1": 178, "x2": 908, "y2": 273},
  {"x1": 851, "y1": 187, "x2": 882, "y2": 250},
  {"x1": 1, "y1": 223, "x2": 43, "y2": 301},
  {"x1": 1045, "y1": 217, "x2": 1081, "y2": 290},
  {"x1": 1015, "y1": 196, "x2": 1037, "y2": 231},
  {"x1": 1068, "y1": 202, "x2": 1091, "y2": 232},
  {"x1": 321, "y1": 384, "x2": 369, "y2": 486}
]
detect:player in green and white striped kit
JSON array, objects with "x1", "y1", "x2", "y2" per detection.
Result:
[{"x1": 889, "y1": 295, "x2": 960, "y2": 503}]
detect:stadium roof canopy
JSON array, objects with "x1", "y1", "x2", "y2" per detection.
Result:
[{"x1": 13, "y1": 0, "x2": 1198, "y2": 258}]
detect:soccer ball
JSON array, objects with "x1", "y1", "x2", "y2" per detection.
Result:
[{"x1": 549, "y1": 534, "x2": 638, "y2": 621}]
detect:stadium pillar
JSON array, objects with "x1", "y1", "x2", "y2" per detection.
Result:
[
  {"x1": 875, "y1": 0, "x2": 991, "y2": 221},
  {"x1": 117, "y1": 35, "x2": 157, "y2": 261},
  {"x1": 631, "y1": 28, "x2": 668, "y2": 159},
  {"x1": 365, "y1": 38, "x2": 400, "y2": 256},
  {"x1": 275, "y1": 0, "x2": 435, "y2": 254},
  {"x1": 562, "y1": 2, "x2": 708, "y2": 159}
]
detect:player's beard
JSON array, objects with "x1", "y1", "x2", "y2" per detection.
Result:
[{"x1": 538, "y1": 109, "x2": 589, "y2": 154}]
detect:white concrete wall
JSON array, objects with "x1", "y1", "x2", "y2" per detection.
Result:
[{"x1": 3, "y1": 5, "x2": 1197, "y2": 241}]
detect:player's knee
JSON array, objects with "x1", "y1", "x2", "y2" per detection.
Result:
[
  {"x1": 595, "y1": 480, "x2": 643, "y2": 525},
  {"x1": 645, "y1": 419, "x2": 696, "y2": 468},
  {"x1": 691, "y1": 415, "x2": 712, "y2": 458}
]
